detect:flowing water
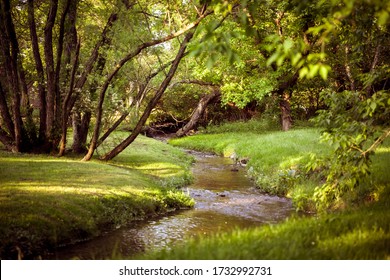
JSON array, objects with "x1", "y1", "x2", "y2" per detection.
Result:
[{"x1": 49, "y1": 150, "x2": 294, "y2": 259}]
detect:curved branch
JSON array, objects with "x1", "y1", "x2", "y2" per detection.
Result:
[
  {"x1": 100, "y1": 30, "x2": 197, "y2": 161},
  {"x1": 82, "y1": 8, "x2": 211, "y2": 161}
]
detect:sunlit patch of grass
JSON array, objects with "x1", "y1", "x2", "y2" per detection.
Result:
[{"x1": 0, "y1": 134, "x2": 194, "y2": 259}]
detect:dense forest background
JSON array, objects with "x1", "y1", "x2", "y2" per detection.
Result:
[{"x1": 0, "y1": 0, "x2": 389, "y2": 163}]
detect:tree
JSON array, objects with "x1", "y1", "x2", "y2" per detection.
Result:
[
  {"x1": 175, "y1": 80, "x2": 221, "y2": 137},
  {"x1": 0, "y1": 0, "x2": 119, "y2": 153},
  {"x1": 0, "y1": 0, "x2": 212, "y2": 158},
  {"x1": 301, "y1": 0, "x2": 390, "y2": 209},
  {"x1": 82, "y1": 3, "x2": 211, "y2": 160},
  {"x1": 178, "y1": 1, "x2": 325, "y2": 131}
]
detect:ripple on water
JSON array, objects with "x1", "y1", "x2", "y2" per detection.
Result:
[{"x1": 49, "y1": 151, "x2": 294, "y2": 259}]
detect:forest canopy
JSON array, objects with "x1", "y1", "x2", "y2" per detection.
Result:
[{"x1": 0, "y1": 0, "x2": 389, "y2": 162}]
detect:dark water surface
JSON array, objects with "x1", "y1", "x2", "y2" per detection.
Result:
[{"x1": 49, "y1": 151, "x2": 294, "y2": 259}]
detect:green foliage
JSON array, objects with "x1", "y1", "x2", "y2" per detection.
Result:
[
  {"x1": 221, "y1": 76, "x2": 276, "y2": 109},
  {"x1": 201, "y1": 118, "x2": 280, "y2": 134},
  {"x1": 308, "y1": 90, "x2": 390, "y2": 210}
]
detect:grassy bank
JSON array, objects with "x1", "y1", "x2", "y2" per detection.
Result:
[
  {"x1": 170, "y1": 122, "x2": 330, "y2": 210},
  {"x1": 155, "y1": 120, "x2": 390, "y2": 259},
  {"x1": 170, "y1": 121, "x2": 390, "y2": 211},
  {"x1": 0, "y1": 134, "x2": 194, "y2": 259},
  {"x1": 144, "y1": 199, "x2": 390, "y2": 259}
]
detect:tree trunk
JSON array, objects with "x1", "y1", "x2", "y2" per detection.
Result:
[
  {"x1": 44, "y1": 0, "x2": 59, "y2": 147},
  {"x1": 58, "y1": 39, "x2": 80, "y2": 156},
  {"x1": 82, "y1": 9, "x2": 209, "y2": 161},
  {"x1": 96, "y1": 60, "x2": 171, "y2": 148},
  {"x1": 176, "y1": 88, "x2": 220, "y2": 137},
  {"x1": 279, "y1": 93, "x2": 292, "y2": 131},
  {"x1": 101, "y1": 30, "x2": 196, "y2": 161},
  {"x1": 274, "y1": 72, "x2": 299, "y2": 131},
  {"x1": 344, "y1": 45, "x2": 356, "y2": 91},
  {"x1": 0, "y1": 82, "x2": 14, "y2": 136},
  {"x1": 0, "y1": 126, "x2": 14, "y2": 151},
  {"x1": 0, "y1": 0, "x2": 24, "y2": 152},
  {"x1": 73, "y1": 13, "x2": 118, "y2": 94},
  {"x1": 28, "y1": 0, "x2": 47, "y2": 143},
  {"x1": 71, "y1": 111, "x2": 91, "y2": 154}
]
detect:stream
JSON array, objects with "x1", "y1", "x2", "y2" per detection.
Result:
[{"x1": 49, "y1": 150, "x2": 294, "y2": 259}]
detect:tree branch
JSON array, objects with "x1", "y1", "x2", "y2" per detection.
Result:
[
  {"x1": 361, "y1": 127, "x2": 390, "y2": 158},
  {"x1": 82, "y1": 7, "x2": 211, "y2": 161},
  {"x1": 100, "y1": 30, "x2": 197, "y2": 161}
]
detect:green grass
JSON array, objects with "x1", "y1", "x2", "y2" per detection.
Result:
[
  {"x1": 143, "y1": 201, "x2": 390, "y2": 259},
  {"x1": 154, "y1": 120, "x2": 390, "y2": 259},
  {"x1": 170, "y1": 127, "x2": 330, "y2": 209},
  {"x1": 0, "y1": 134, "x2": 194, "y2": 259},
  {"x1": 170, "y1": 124, "x2": 390, "y2": 211}
]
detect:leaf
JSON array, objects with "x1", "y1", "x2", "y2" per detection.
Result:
[
  {"x1": 291, "y1": 53, "x2": 302, "y2": 67},
  {"x1": 266, "y1": 52, "x2": 279, "y2": 67},
  {"x1": 299, "y1": 67, "x2": 309, "y2": 79},
  {"x1": 276, "y1": 54, "x2": 286, "y2": 66},
  {"x1": 319, "y1": 65, "x2": 330, "y2": 80},
  {"x1": 308, "y1": 64, "x2": 320, "y2": 78},
  {"x1": 377, "y1": 10, "x2": 389, "y2": 26},
  {"x1": 283, "y1": 39, "x2": 294, "y2": 51},
  {"x1": 370, "y1": 101, "x2": 377, "y2": 112}
]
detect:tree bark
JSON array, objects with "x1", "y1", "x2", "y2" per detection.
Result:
[
  {"x1": 0, "y1": 82, "x2": 14, "y2": 136},
  {"x1": 344, "y1": 45, "x2": 356, "y2": 91},
  {"x1": 0, "y1": 0, "x2": 24, "y2": 151},
  {"x1": 82, "y1": 9, "x2": 210, "y2": 161},
  {"x1": 279, "y1": 93, "x2": 292, "y2": 131},
  {"x1": 71, "y1": 111, "x2": 91, "y2": 154},
  {"x1": 27, "y1": 0, "x2": 47, "y2": 143},
  {"x1": 101, "y1": 30, "x2": 196, "y2": 161},
  {"x1": 73, "y1": 13, "x2": 118, "y2": 94},
  {"x1": 0, "y1": 126, "x2": 14, "y2": 151},
  {"x1": 58, "y1": 39, "x2": 80, "y2": 156},
  {"x1": 176, "y1": 86, "x2": 220, "y2": 137},
  {"x1": 44, "y1": 0, "x2": 59, "y2": 145},
  {"x1": 54, "y1": 0, "x2": 77, "y2": 127},
  {"x1": 274, "y1": 72, "x2": 299, "y2": 131}
]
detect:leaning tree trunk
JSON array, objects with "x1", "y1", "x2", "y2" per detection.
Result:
[
  {"x1": 82, "y1": 7, "x2": 210, "y2": 161},
  {"x1": 58, "y1": 39, "x2": 80, "y2": 156},
  {"x1": 176, "y1": 88, "x2": 220, "y2": 137},
  {"x1": 101, "y1": 30, "x2": 196, "y2": 161}
]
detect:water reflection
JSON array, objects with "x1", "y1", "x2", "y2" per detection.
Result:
[{"x1": 49, "y1": 151, "x2": 293, "y2": 259}]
